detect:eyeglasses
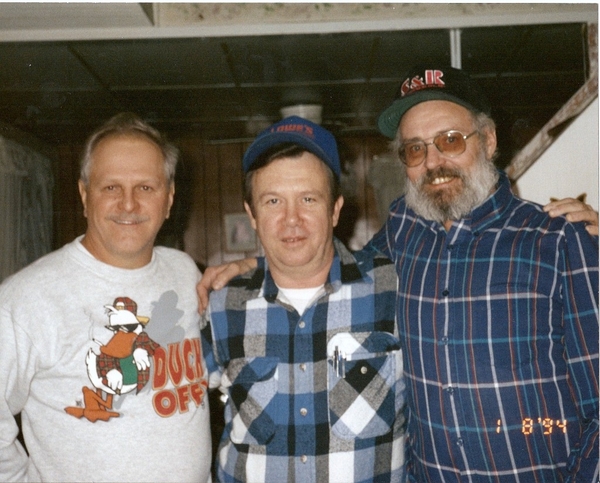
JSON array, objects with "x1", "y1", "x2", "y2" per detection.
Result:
[{"x1": 398, "y1": 130, "x2": 478, "y2": 167}]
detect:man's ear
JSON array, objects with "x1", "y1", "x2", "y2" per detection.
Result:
[
  {"x1": 78, "y1": 179, "x2": 88, "y2": 218},
  {"x1": 243, "y1": 201, "x2": 257, "y2": 230},
  {"x1": 483, "y1": 127, "x2": 498, "y2": 161},
  {"x1": 332, "y1": 196, "x2": 344, "y2": 228},
  {"x1": 165, "y1": 182, "x2": 175, "y2": 219}
]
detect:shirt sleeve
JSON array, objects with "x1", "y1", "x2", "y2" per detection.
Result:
[
  {"x1": 200, "y1": 309, "x2": 223, "y2": 390},
  {"x1": 366, "y1": 222, "x2": 393, "y2": 259},
  {"x1": 561, "y1": 225, "x2": 599, "y2": 481},
  {"x1": 0, "y1": 302, "x2": 32, "y2": 481}
]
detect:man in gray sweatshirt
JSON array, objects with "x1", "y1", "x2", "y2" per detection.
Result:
[{"x1": 0, "y1": 113, "x2": 212, "y2": 482}]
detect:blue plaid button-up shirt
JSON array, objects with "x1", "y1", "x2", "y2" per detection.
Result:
[
  {"x1": 370, "y1": 171, "x2": 599, "y2": 482},
  {"x1": 202, "y1": 239, "x2": 405, "y2": 483}
]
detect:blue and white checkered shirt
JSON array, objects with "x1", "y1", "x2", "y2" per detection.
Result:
[
  {"x1": 202, "y1": 239, "x2": 406, "y2": 483},
  {"x1": 370, "y1": 171, "x2": 599, "y2": 482}
]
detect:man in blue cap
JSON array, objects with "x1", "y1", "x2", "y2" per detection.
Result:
[{"x1": 201, "y1": 116, "x2": 406, "y2": 482}]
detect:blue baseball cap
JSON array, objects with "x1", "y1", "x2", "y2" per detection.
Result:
[{"x1": 242, "y1": 116, "x2": 341, "y2": 179}]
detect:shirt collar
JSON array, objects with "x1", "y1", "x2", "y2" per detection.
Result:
[
  {"x1": 467, "y1": 170, "x2": 513, "y2": 233},
  {"x1": 256, "y1": 238, "x2": 367, "y2": 303}
]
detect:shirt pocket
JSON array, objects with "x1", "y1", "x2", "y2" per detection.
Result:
[
  {"x1": 481, "y1": 281, "x2": 548, "y2": 371},
  {"x1": 222, "y1": 356, "x2": 279, "y2": 445},
  {"x1": 327, "y1": 331, "x2": 404, "y2": 440}
]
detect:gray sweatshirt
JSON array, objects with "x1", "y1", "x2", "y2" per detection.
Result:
[{"x1": 0, "y1": 237, "x2": 212, "y2": 482}]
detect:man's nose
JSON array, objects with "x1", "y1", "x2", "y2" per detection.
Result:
[
  {"x1": 285, "y1": 202, "x2": 300, "y2": 226},
  {"x1": 119, "y1": 189, "x2": 138, "y2": 211},
  {"x1": 422, "y1": 141, "x2": 444, "y2": 170}
]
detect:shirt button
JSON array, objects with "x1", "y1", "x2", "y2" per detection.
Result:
[
  {"x1": 440, "y1": 336, "x2": 449, "y2": 345},
  {"x1": 360, "y1": 366, "x2": 368, "y2": 374},
  {"x1": 300, "y1": 408, "x2": 308, "y2": 416},
  {"x1": 447, "y1": 244, "x2": 454, "y2": 251},
  {"x1": 300, "y1": 455, "x2": 308, "y2": 463},
  {"x1": 299, "y1": 363, "x2": 306, "y2": 371},
  {"x1": 446, "y1": 386, "x2": 454, "y2": 395},
  {"x1": 299, "y1": 321, "x2": 306, "y2": 329},
  {"x1": 442, "y1": 289, "x2": 449, "y2": 297},
  {"x1": 456, "y1": 438, "x2": 464, "y2": 446}
]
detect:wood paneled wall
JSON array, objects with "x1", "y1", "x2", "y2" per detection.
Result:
[
  {"x1": 51, "y1": 133, "x2": 397, "y2": 268},
  {"x1": 53, "y1": 142, "x2": 86, "y2": 249}
]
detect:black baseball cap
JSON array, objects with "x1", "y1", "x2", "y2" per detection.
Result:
[{"x1": 378, "y1": 65, "x2": 492, "y2": 139}]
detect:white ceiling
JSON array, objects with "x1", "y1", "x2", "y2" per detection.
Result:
[
  {"x1": 0, "y1": 3, "x2": 152, "y2": 31},
  {"x1": 0, "y1": 3, "x2": 595, "y2": 39}
]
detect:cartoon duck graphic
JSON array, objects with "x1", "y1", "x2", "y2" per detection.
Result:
[{"x1": 65, "y1": 297, "x2": 160, "y2": 422}]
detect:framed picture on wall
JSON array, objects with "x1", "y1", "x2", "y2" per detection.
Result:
[{"x1": 224, "y1": 213, "x2": 257, "y2": 252}]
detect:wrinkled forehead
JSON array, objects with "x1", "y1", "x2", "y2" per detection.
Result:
[
  {"x1": 92, "y1": 132, "x2": 162, "y2": 156},
  {"x1": 399, "y1": 100, "x2": 475, "y2": 140},
  {"x1": 89, "y1": 133, "x2": 170, "y2": 179}
]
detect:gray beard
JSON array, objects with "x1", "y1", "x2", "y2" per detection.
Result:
[{"x1": 404, "y1": 154, "x2": 499, "y2": 224}]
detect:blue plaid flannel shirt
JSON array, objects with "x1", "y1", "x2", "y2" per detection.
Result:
[
  {"x1": 201, "y1": 239, "x2": 406, "y2": 483},
  {"x1": 370, "y1": 171, "x2": 599, "y2": 482}
]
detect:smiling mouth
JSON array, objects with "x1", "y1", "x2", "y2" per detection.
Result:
[
  {"x1": 430, "y1": 176, "x2": 454, "y2": 186},
  {"x1": 110, "y1": 217, "x2": 146, "y2": 225},
  {"x1": 115, "y1": 220, "x2": 140, "y2": 225},
  {"x1": 282, "y1": 236, "x2": 305, "y2": 244},
  {"x1": 423, "y1": 167, "x2": 462, "y2": 188}
]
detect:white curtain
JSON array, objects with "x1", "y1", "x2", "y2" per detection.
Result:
[{"x1": 0, "y1": 136, "x2": 53, "y2": 282}]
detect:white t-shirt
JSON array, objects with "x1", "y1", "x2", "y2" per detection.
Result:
[{"x1": 277, "y1": 285, "x2": 324, "y2": 315}]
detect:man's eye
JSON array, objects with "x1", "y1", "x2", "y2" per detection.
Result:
[{"x1": 408, "y1": 144, "x2": 423, "y2": 154}]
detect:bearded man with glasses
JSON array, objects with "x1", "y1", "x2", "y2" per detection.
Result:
[{"x1": 373, "y1": 65, "x2": 598, "y2": 482}]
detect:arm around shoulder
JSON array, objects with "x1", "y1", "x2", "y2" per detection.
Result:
[
  {"x1": 197, "y1": 258, "x2": 258, "y2": 313},
  {"x1": 544, "y1": 197, "x2": 599, "y2": 236}
]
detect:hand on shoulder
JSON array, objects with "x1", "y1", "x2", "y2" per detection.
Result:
[
  {"x1": 197, "y1": 258, "x2": 258, "y2": 313},
  {"x1": 544, "y1": 197, "x2": 598, "y2": 236}
]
